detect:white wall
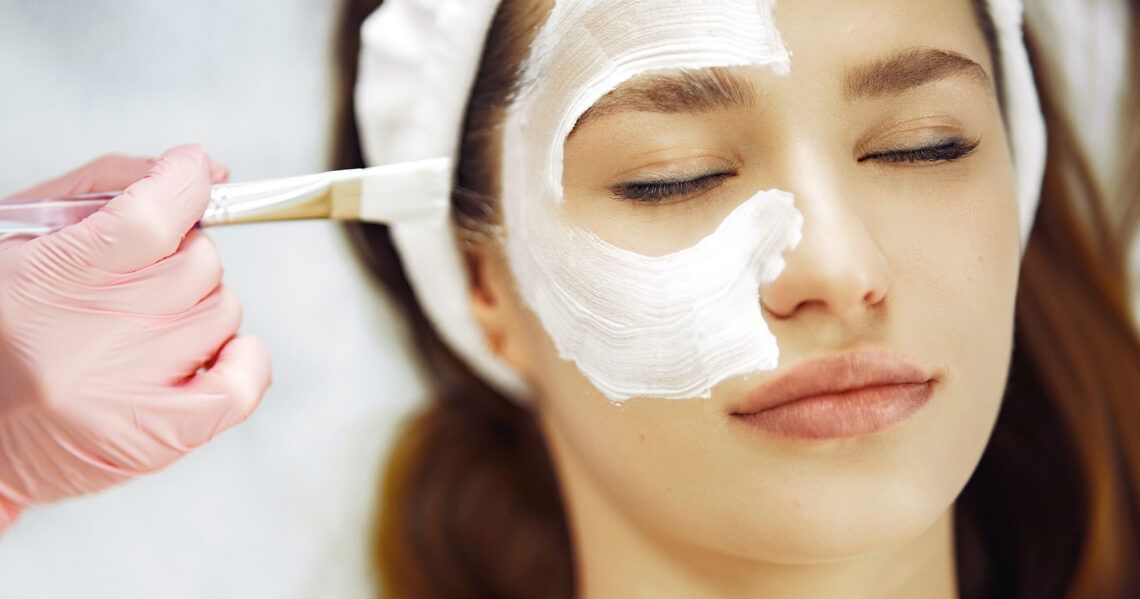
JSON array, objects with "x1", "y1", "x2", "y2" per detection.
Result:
[{"x1": 0, "y1": 1, "x2": 425, "y2": 597}]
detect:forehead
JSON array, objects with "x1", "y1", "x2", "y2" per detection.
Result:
[{"x1": 565, "y1": 0, "x2": 994, "y2": 134}]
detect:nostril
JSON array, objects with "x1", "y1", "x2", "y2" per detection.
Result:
[
  {"x1": 761, "y1": 296, "x2": 824, "y2": 320},
  {"x1": 794, "y1": 298, "x2": 830, "y2": 316},
  {"x1": 864, "y1": 282, "x2": 889, "y2": 307},
  {"x1": 759, "y1": 297, "x2": 785, "y2": 320}
]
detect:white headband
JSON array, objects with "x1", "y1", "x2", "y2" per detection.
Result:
[{"x1": 354, "y1": 0, "x2": 1047, "y2": 400}]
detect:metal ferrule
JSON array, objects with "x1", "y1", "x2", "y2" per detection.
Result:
[{"x1": 200, "y1": 168, "x2": 363, "y2": 226}]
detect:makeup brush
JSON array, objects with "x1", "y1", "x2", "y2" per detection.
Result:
[{"x1": 0, "y1": 157, "x2": 452, "y2": 235}]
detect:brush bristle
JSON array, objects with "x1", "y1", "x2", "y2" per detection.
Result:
[{"x1": 357, "y1": 157, "x2": 452, "y2": 225}]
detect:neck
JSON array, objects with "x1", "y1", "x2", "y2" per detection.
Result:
[{"x1": 548, "y1": 431, "x2": 959, "y2": 598}]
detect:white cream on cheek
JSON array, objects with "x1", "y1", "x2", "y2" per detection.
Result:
[{"x1": 500, "y1": 0, "x2": 804, "y2": 402}]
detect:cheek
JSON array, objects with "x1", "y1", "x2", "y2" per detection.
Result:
[
  {"x1": 873, "y1": 153, "x2": 1021, "y2": 500},
  {"x1": 901, "y1": 166, "x2": 1021, "y2": 383},
  {"x1": 865, "y1": 138, "x2": 1021, "y2": 377},
  {"x1": 525, "y1": 313, "x2": 732, "y2": 539}
]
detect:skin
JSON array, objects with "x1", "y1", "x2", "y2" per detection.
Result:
[{"x1": 468, "y1": 0, "x2": 1021, "y2": 596}]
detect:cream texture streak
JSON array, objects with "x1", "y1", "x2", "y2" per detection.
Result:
[{"x1": 500, "y1": 0, "x2": 803, "y2": 401}]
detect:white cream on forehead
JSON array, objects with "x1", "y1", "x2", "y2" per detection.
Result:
[{"x1": 500, "y1": 0, "x2": 803, "y2": 401}]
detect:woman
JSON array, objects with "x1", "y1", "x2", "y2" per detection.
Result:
[{"x1": 335, "y1": 0, "x2": 1140, "y2": 597}]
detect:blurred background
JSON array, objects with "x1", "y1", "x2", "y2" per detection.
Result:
[
  {"x1": 0, "y1": 0, "x2": 424, "y2": 596},
  {"x1": 0, "y1": 0, "x2": 1134, "y2": 597}
]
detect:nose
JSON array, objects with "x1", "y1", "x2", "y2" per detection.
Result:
[{"x1": 760, "y1": 176, "x2": 891, "y2": 320}]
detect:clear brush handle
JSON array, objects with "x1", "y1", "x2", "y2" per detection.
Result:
[
  {"x1": 0, "y1": 172, "x2": 347, "y2": 236},
  {"x1": 0, "y1": 192, "x2": 117, "y2": 235}
]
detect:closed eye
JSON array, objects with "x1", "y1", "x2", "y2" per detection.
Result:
[
  {"x1": 609, "y1": 171, "x2": 736, "y2": 203},
  {"x1": 858, "y1": 137, "x2": 980, "y2": 164},
  {"x1": 607, "y1": 137, "x2": 977, "y2": 203}
]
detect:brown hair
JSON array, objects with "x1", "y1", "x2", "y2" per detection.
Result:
[{"x1": 332, "y1": 1, "x2": 1140, "y2": 596}]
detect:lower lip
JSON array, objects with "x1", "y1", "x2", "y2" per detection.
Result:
[{"x1": 732, "y1": 382, "x2": 935, "y2": 440}]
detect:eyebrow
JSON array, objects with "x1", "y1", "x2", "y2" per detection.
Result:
[
  {"x1": 569, "y1": 47, "x2": 992, "y2": 136},
  {"x1": 843, "y1": 47, "x2": 991, "y2": 100},
  {"x1": 570, "y1": 67, "x2": 758, "y2": 137}
]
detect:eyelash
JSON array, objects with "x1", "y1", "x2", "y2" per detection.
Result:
[
  {"x1": 610, "y1": 171, "x2": 736, "y2": 203},
  {"x1": 858, "y1": 137, "x2": 981, "y2": 164},
  {"x1": 611, "y1": 138, "x2": 980, "y2": 203}
]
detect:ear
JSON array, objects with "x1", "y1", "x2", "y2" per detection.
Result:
[{"x1": 466, "y1": 241, "x2": 535, "y2": 375}]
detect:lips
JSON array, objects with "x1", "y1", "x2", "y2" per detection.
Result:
[{"x1": 729, "y1": 349, "x2": 937, "y2": 440}]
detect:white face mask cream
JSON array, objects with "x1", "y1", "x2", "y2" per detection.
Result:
[{"x1": 500, "y1": 0, "x2": 803, "y2": 402}]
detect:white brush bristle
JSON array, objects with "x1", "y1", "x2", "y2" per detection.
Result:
[{"x1": 358, "y1": 156, "x2": 452, "y2": 224}]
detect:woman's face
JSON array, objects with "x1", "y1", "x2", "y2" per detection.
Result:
[{"x1": 479, "y1": 0, "x2": 1020, "y2": 564}]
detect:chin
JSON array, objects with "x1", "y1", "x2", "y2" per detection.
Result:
[{"x1": 716, "y1": 469, "x2": 958, "y2": 565}]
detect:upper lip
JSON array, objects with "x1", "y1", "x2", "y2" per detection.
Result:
[{"x1": 729, "y1": 349, "x2": 936, "y2": 415}]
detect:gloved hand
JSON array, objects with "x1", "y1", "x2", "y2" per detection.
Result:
[{"x1": 0, "y1": 145, "x2": 272, "y2": 532}]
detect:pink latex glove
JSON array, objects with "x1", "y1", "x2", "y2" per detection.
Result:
[{"x1": 0, "y1": 145, "x2": 272, "y2": 532}]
